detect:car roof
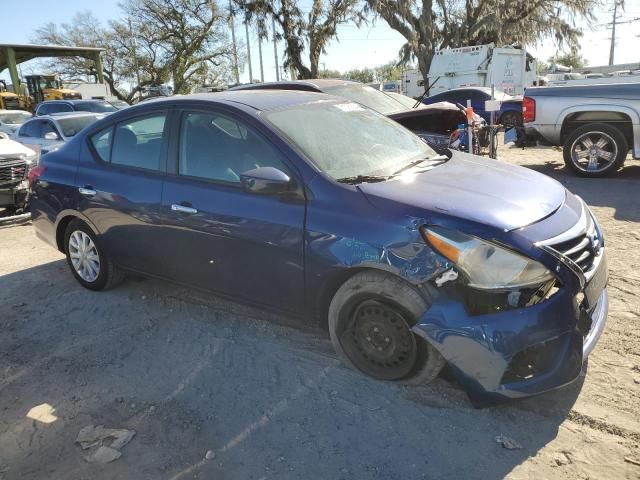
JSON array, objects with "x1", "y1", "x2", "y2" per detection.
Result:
[
  {"x1": 39, "y1": 99, "x2": 110, "y2": 105},
  {"x1": 436, "y1": 87, "x2": 491, "y2": 94},
  {"x1": 135, "y1": 90, "x2": 344, "y2": 112},
  {"x1": 0, "y1": 109, "x2": 30, "y2": 114},
  {"x1": 31, "y1": 112, "x2": 105, "y2": 121},
  {"x1": 230, "y1": 79, "x2": 362, "y2": 93}
]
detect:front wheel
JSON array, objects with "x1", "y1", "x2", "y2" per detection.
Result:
[
  {"x1": 563, "y1": 123, "x2": 628, "y2": 177},
  {"x1": 328, "y1": 271, "x2": 445, "y2": 385},
  {"x1": 64, "y1": 219, "x2": 124, "y2": 290}
]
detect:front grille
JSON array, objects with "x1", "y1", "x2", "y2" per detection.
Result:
[
  {"x1": 550, "y1": 233, "x2": 598, "y2": 273},
  {"x1": 0, "y1": 160, "x2": 28, "y2": 185}
]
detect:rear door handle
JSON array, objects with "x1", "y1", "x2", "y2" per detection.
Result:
[
  {"x1": 171, "y1": 203, "x2": 198, "y2": 214},
  {"x1": 79, "y1": 186, "x2": 96, "y2": 197}
]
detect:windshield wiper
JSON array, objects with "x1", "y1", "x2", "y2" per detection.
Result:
[
  {"x1": 336, "y1": 174, "x2": 389, "y2": 185},
  {"x1": 390, "y1": 155, "x2": 448, "y2": 176}
]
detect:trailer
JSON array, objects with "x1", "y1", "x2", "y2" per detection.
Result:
[{"x1": 402, "y1": 44, "x2": 537, "y2": 98}]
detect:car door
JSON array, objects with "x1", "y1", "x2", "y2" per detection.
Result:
[
  {"x1": 160, "y1": 107, "x2": 306, "y2": 313},
  {"x1": 76, "y1": 108, "x2": 170, "y2": 274}
]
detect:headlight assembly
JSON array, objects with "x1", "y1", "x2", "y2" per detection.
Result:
[{"x1": 423, "y1": 226, "x2": 554, "y2": 290}]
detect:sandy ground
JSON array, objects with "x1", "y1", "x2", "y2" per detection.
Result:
[{"x1": 0, "y1": 145, "x2": 639, "y2": 480}]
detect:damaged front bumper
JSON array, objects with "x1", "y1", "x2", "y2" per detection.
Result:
[{"x1": 413, "y1": 277, "x2": 608, "y2": 405}]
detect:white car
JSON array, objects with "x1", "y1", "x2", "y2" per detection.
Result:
[
  {"x1": 0, "y1": 109, "x2": 32, "y2": 135},
  {"x1": 13, "y1": 112, "x2": 105, "y2": 154},
  {"x1": 0, "y1": 134, "x2": 38, "y2": 214}
]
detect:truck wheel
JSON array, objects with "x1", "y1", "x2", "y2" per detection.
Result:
[
  {"x1": 563, "y1": 123, "x2": 628, "y2": 177},
  {"x1": 500, "y1": 111, "x2": 523, "y2": 128},
  {"x1": 328, "y1": 271, "x2": 445, "y2": 385},
  {"x1": 64, "y1": 219, "x2": 124, "y2": 291}
]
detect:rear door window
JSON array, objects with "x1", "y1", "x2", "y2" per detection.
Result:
[
  {"x1": 110, "y1": 113, "x2": 166, "y2": 171},
  {"x1": 39, "y1": 103, "x2": 73, "y2": 115},
  {"x1": 90, "y1": 126, "x2": 113, "y2": 161}
]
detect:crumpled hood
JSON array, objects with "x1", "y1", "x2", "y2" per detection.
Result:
[{"x1": 359, "y1": 151, "x2": 566, "y2": 231}]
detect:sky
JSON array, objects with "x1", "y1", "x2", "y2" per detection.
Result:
[{"x1": 1, "y1": 0, "x2": 639, "y2": 86}]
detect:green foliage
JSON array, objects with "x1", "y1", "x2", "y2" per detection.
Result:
[
  {"x1": 367, "y1": 0, "x2": 597, "y2": 86},
  {"x1": 32, "y1": 0, "x2": 235, "y2": 101},
  {"x1": 548, "y1": 47, "x2": 588, "y2": 69},
  {"x1": 236, "y1": 0, "x2": 366, "y2": 79}
]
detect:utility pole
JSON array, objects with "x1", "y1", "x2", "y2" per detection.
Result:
[
  {"x1": 245, "y1": 21, "x2": 253, "y2": 83},
  {"x1": 228, "y1": 0, "x2": 240, "y2": 84},
  {"x1": 257, "y1": 33, "x2": 264, "y2": 82},
  {"x1": 128, "y1": 18, "x2": 142, "y2": 102},
  {"x1": 609, "y1": 0, "x2": 619, "y2": 66},
  {"x1": 272, "y1": 17, "x2": 279, "y2": 81}
]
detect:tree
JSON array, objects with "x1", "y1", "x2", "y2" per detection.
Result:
[
  {"x1": 367, "y1": 0, "x2": 597, "y2": 88},
  {"x1": 548, "y1": 47, "x2": 587, "y2": 69},
  {"x1": 344, "y1": 67, "x2": 375, "y2": 82},
  {"x1": 32, "y1": 12, "x2": 126, "y2": 99},
  {"x1": 237, "y1": 0, "x2": 365, "y2": 79},
  {"x1": 373, "y1": 61, "x2": 402, "y2": 82},
  {"x1": 32, "y1": 0, "x2": 235, "y2": 102},
  {"x1": 318, "y1": 68, "x2": 344, "y2": 78}
]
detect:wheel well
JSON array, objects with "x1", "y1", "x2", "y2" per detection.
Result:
[
  {"x1": 314, "y1": 267, "x2": 431, "y2": 331},
  {"x1": 314, "y1": 267, "x2": 371, "y2": 330},
  {"x1": 561, "y1": 111, "x2": 633, "y2": 146},
  {"x1": 55, "y1": 215, "x2": 77, "y2": 253}
]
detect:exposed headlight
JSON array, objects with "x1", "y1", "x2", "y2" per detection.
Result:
[
  {"x1": 22, "y1": 151, "x2": 39, "y2": 166},
  {"x1": 423, "y1": 226, "x2": 554, "y2": 290}
]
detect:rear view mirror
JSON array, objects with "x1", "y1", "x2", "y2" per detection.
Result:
[
  {"x1": 240, "y1": 166, "x2": 292, "y2": 195},
  {"x1": 44, "y1": 132, "x2": 59, "y2": 141}
]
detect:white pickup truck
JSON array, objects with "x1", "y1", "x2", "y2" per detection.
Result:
[{"x1": 523, "y1": 83, "x2": 640, "y2": 177}]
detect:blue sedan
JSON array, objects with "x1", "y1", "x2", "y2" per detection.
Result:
[
  {"x1": 424, "y1": 87, "x2": 523, "y2": 127},
  {"x1": 29, "y1": 90, "x2": 608, "y2": 404}
]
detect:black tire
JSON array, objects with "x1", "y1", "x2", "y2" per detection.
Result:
[
  {"x1": 563, "y1": 123, "x2": 628, "y2": 177},
  {"x1": 64, "y1": 219, "x2": 124, "y2": 291},
  {"x1": 499, "y1": 111, "x2": 523, "y2": 129},
  {"x1": 328, "y1": 271, "x2": 445, "y2": 385}
]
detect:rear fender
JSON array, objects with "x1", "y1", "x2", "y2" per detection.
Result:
[{"x1": 558, "y1": 104, "x2": 640, "y2": 157}]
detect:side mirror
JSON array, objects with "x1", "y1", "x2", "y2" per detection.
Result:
[
  {"x1": 240, "y1": 166, "x2": 292, "y2": 195},
  {"x1": 44, "y1": 132, "x2": 59, "y2": 141},
  {"x1": 0, "y1": 132, "x2": 8, "y2": 140}
]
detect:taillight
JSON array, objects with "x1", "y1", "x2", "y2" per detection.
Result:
[
  {"x1": 522, "y1": 97, "x2": 536, "y2": 123},
  {"x1": 28, "y1": 165, "x2": 46, "y2": 189}
]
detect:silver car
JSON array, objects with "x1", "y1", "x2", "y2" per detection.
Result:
[
  {"x1": 0, "y1": 109, "x2": 32, "y2": 135},
  {"x1": 13, "y1": 112, "x2": 105, "y2": 154}
]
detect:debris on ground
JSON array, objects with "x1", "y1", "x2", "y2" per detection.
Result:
[
  {"x1": 76, "y1": 425, "x2": 136, "y2": 463},
  {"x1": 205, "y1": 450, "x2": 216, "y2": 460},
  {"x1": 552, "y1": 452, "x2": 572, "y2": 467},
  {"x1": 85, "y1": 446, "x2": 122, "y2": 464},
  {"x1": 495, "y1": 434, "x2": 523, "y2": 450},
  {"x1": 624, "y1": 457, "x2": 640, "y2": 467}
]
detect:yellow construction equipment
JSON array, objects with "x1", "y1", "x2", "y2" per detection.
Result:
[
  {"x1": 0, "y1": 79, "x2": 30, "y2": 110},
  {"x1": 25, "y1": 74, "x2": 82, "y2": 103}
]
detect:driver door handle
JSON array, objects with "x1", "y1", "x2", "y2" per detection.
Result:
[
  {"x1": 79, "y1": 186, "x2": 96, "y2": 197},
  {"x1": 171, "y1": 203, "x2": 198, "y2": 215}
]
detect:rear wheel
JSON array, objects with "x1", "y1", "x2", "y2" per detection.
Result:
[
  {"x1": 563, "y1": 123, "x2": 628, "y2": 177},
  {"x1": 499, "y1": 111, "x2": 523, "y2": 129},
  {"x1": 64, "y1": 219, "x2": 124, "y2": 290},
  {"x1": 328, "y1": 271, "x2": 445, "y2": 385}
]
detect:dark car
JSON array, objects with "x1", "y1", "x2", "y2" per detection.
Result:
[
  {"x1": 29, "y1": 91, "x2": 609, "y2": 404},
  {"x1": 35, "y1": 99, "x2": 118, "y2": 117},
  {"x1": 231, "y1": 79, "x2": 473, "y2": 148},
  {"x1": 424, "y1": 87, "x2": 523, "y2": 127}
]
